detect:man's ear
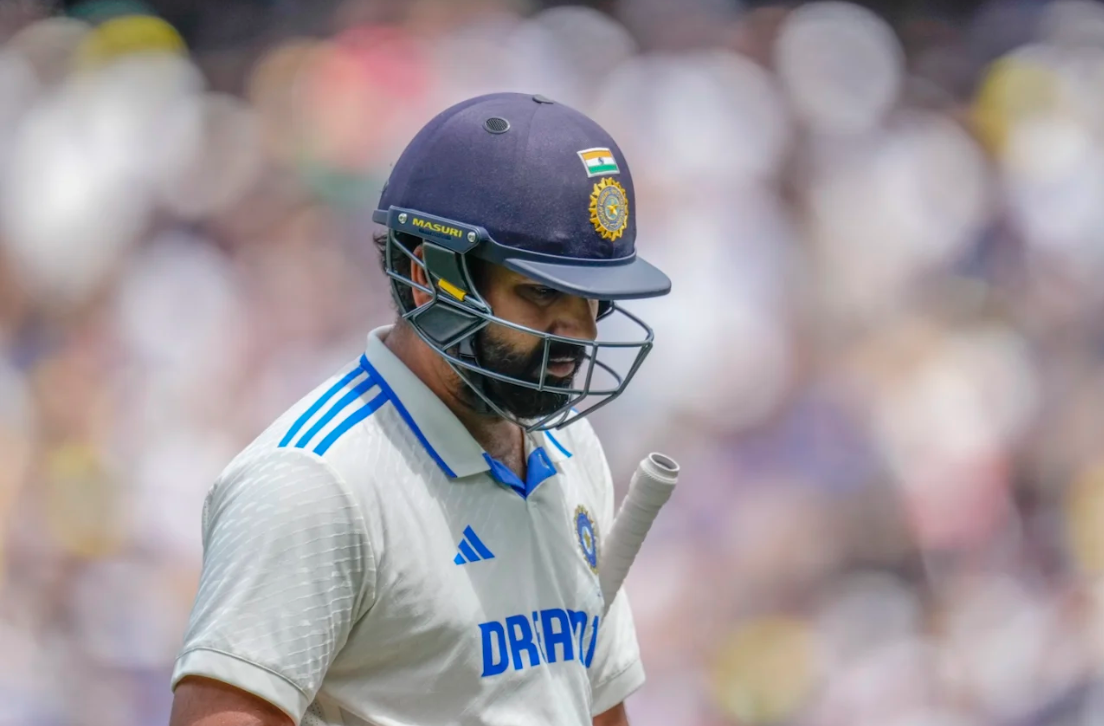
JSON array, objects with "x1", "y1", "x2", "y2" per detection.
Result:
[{"x1": 409, "y1": 244, "x2": 432, "y2": 307}]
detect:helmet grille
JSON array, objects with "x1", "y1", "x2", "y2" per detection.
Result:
[{"x1": 483, "y1": 117, "x2": 510, "y2": 134}]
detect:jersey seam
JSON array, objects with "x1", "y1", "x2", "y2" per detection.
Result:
[
  {"x1": 590, "y1": 655, "x2": 641, "y2": 692},
  {"x1": 284, "y1": 446, "x2": 380, "y2": 621},
  {"x1": 177, "y1": 645, "x2": 308, "y2": 698}
]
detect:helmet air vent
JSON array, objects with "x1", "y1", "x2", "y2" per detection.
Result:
[{"x1": 483, "y1": 117, "x2": 510, "y2": 134}]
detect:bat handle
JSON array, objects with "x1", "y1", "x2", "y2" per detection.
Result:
[
  {"x1": 637, "y1": 452, "x2": 679, "y2": 485},
  {"x1": 598, "y1": 453, "x2": 680, "y2": 614}
]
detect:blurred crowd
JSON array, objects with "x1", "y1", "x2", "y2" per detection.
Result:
[{"x1": 5, "y1": 0, "x2": 1104, "y2": 724}]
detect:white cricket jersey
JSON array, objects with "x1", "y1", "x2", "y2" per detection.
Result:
[{"x1": 171, "y1": 325, "x2": 645, "y2": 726}]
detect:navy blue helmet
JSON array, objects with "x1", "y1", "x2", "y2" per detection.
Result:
[{"x1": 373, "y1": 92, "x2": 671, "y2": 430}]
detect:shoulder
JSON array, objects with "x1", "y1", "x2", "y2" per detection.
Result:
[
  {"x1": 263, "y1": 357, "x2": 390, "y2": 460},
  {"x1": 226, "y1": 357, "x2": 403, "y2": 482},
  {"x1": 555, "y1": 416, "x2": 603, "y2": 457},
  {"x1": 554, "y1": 416, "x2": 609, "y2": 479},
  {"x1": 203, "y1": 445, "x2": 365, "y2": 542},
  {"x1": 551, "y1": 417, "x2": 617, "y2": 516},
  {"x1": 203, "y1": 358, "x2": 405, "y2": 523}
]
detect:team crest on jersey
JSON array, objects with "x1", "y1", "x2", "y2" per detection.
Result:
[
  {"x1": 588, "y1": 178, "x2": 628, "y2": 242},
  {"x1": 575, "y1": 505, "x2": 599, "y2": 573}
]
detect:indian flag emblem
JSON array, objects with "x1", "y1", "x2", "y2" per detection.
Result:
[{"x1": 577, "y1": 147, "x2": 620, "y2": 177}]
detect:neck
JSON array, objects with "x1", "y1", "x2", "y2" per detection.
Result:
[{"x1": 383, "y1": 323, "x2": 521, "y2": 458}]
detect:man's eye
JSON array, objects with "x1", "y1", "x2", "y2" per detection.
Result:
[{"x1": 526, "y1": 286, "x2": 559, "y2": 300}]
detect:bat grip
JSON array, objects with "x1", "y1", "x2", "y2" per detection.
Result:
[{"x1": 598, "y1": 453, "x2": 679, "y2": 613}]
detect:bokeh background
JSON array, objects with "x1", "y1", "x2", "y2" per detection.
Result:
[{"x1": 6, "y1": 0, "x2": 1104, "y2": 724}]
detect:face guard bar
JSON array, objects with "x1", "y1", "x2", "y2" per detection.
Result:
[{"x1": 378, "y1": 211, "x2": 658, "y2": 432}]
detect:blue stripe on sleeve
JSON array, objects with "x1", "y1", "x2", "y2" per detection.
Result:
[
  {"x1": 294, "y1": 374, "x2": 377, "y2": 449},
  {"x1": 279, "y1": 367, "x2": 364, "y2": 447},
  {"x1": 313, "y1": 391, "x2": 388, "y2": 456}
]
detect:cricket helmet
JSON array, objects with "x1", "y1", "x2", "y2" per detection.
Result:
[{"x1": 373, "y1": 92, "x2": 670, "y2": 431}]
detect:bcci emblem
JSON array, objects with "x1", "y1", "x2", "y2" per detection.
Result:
[
  {"x1": 575, "y1": 505, "x2": 599, "y2": 573},
  {"x1": 588, "y1": 178, "x2": 628, "y2": 242}
]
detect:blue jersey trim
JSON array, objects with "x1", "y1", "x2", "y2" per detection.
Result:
[
  {"x1": 295, "y1": 374, "x2": 378, "y2": 449},
  {"x1": 313, "y1": 390, "x2": 389, "y2": 456},
  {"x1": 279, "y1": 366, "x2": 363, "y2": 447},
  {"x1": 544, "y1": 430, "x2": 572, "y2": 458},
  {"x1": 482, "y1": 447, "x2": 557, "y2": 499},
  {"x1": 359, "y1": 354, "x2": 457, "y2": 478}
]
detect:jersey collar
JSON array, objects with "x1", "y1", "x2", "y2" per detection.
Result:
[
  {"x1": 363, "y1": 326, "x2": 488, "y2": 478},
  {"x1": 363, "y1": 326, "x2": 575, "y2": 479}
]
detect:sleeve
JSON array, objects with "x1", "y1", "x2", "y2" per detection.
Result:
[
  {"x1": 170, "y1": 448, "x2": 376, "y2": 724},
  {"x1": 578, "y1": 423, "x2": 647, "y2": 716},
  {"x1": 588, "y1": 588, "x2": 646, "y2": 715}
]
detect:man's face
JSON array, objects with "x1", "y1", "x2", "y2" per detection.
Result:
[{"x1": 467, "y1": 264, "x2": 599, "y2": 420}]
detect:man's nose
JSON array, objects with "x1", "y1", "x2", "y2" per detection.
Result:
[{"x1": 550, "y1": 295, "x2": 598, "y2": 341}]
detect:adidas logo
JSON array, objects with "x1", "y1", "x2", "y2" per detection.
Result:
[{"x1": 454, "y1": 526, "x2": 495, "y2": 565}]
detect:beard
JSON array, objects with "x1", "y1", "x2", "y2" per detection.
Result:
[{"x1": 465, "y1": 328, "x2": 586, "y2": 420}]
